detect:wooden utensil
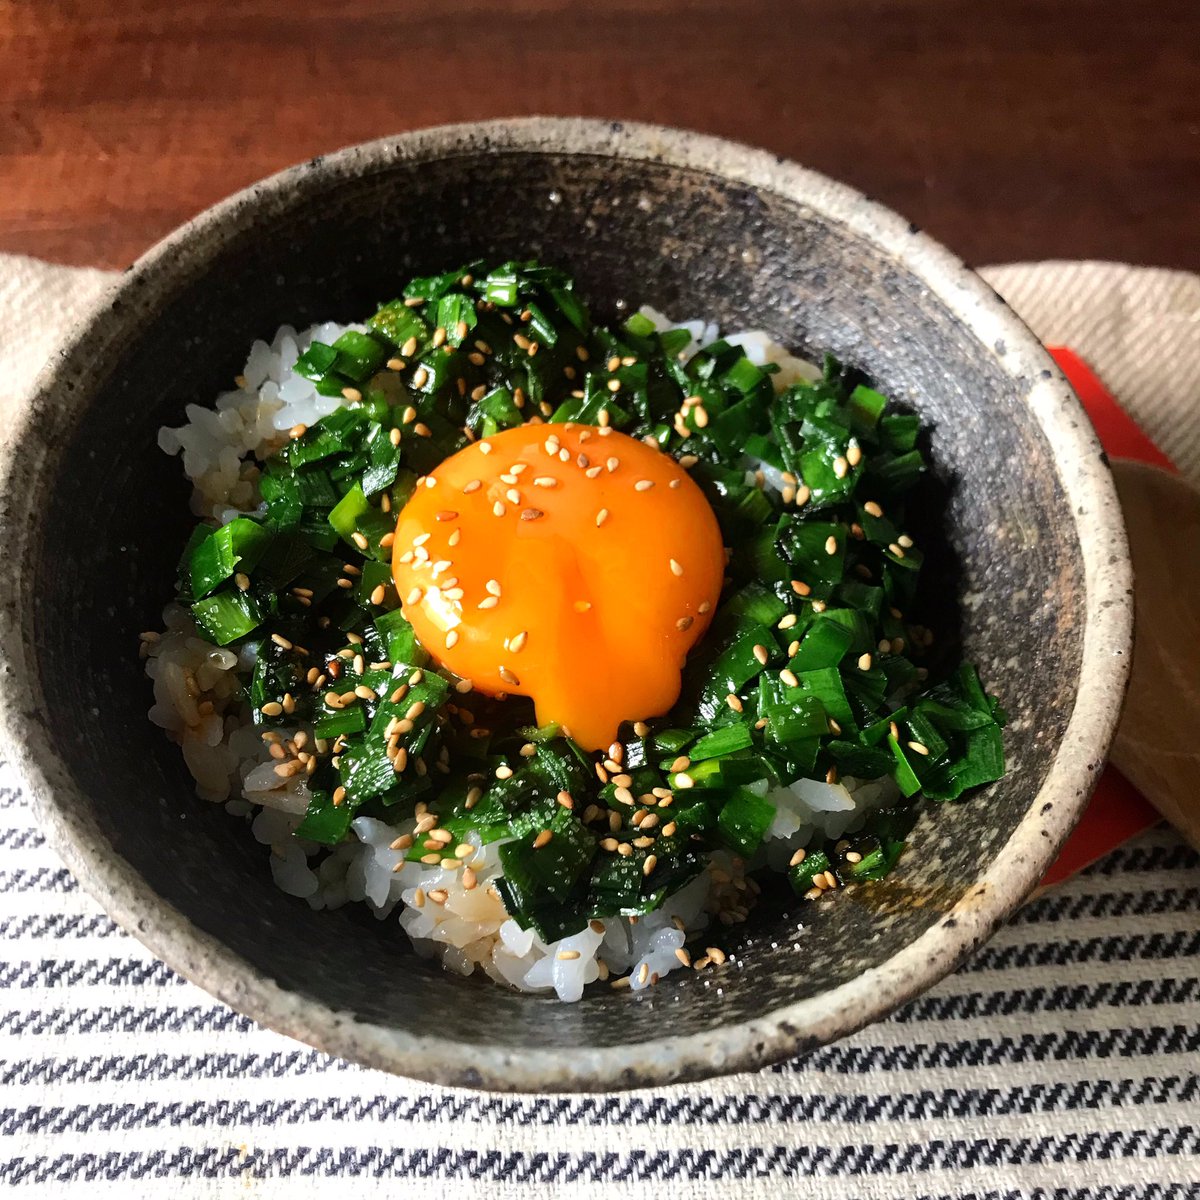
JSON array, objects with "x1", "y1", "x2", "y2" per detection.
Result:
[{"x1": 1110, "y1": 459, "x2": 1200, "y2": 852}]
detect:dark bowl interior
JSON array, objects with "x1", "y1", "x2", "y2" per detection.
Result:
[{"x1": 20, "y1": 127, "x2": 1088, "y2": 1086}]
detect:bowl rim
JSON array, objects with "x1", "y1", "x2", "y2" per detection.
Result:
[{"x1": 0, "y1": 116, "x2": 1133, "y2": 1092}]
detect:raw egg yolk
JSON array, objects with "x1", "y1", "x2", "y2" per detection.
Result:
[{"x1": 391, "y1": 424, "x2": 724, "y2": 751}]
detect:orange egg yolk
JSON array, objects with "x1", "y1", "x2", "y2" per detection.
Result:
[{"x1": 391, "y1": 424, "x2": 725, "y2": 750}]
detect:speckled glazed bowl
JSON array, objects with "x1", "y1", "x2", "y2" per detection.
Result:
[{"x1": 0, "y1": 119, "x2": 1131, "y2": 1092}]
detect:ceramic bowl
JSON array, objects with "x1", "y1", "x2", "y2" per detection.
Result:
[{"x1": 0, "y1": 119, "x2": 1132, "y2": 1091}]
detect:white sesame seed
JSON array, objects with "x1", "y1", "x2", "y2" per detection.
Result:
[
  {"x1": 669, "y1": 558, "x2": 684, "y2": 577},
  {"x1": 634, "y1": 479, "x2": 654, "y2": 492}
]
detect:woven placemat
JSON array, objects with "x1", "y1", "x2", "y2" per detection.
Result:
[{"x1": 1, "y1": 255, "x2": 1197, "y2": 1197}]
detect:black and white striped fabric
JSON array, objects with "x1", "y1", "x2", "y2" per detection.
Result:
[
  {"x1": 2, "y1": 256, "x2": 1199, "y2": 1197},
  {"x1": 4, "y1": 759, "x2": 1199, "y2": 1195}
]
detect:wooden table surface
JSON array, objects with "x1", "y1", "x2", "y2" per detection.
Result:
[{"x1": 1, "y1": 0, "x2": 1197, "y2": 272}]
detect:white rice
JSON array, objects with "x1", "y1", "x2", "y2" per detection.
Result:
[{"x1": 145, "y1": 307, "x2": 893, "y2": 1001}]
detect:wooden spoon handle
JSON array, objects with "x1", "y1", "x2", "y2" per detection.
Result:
[{"x1": 1109, "y1": 460, "x2": 1200, "y2": 853}]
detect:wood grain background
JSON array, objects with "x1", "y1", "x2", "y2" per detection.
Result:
[{"x1": 1, "y1": 0, "x2": 1197, "y2": 271}]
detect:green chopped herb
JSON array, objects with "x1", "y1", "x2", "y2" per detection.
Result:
[{"x1": 159, "y1": 257, "x2": 1006, "y2": 979}]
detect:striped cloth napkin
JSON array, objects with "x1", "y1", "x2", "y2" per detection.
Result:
[{"x1": 1, "y1": 256, "x2": 1197, "y2": 1197}]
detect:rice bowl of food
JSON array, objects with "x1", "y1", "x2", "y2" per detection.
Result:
[{"x1": 0, "y1": 120, "x2": 1131, "y2": 1089}]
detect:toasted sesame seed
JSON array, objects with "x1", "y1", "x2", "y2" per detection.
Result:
[
  {"x1": 908, "y1": 740, "x2": 931, "y2": 756},
  {"x1": 825, "y1": 535, "x2": 838, "y2": 555},
  {"x1": 498, "y1": 666, "x2": 519, "y2": 686},
  {"x1": 707, "y1": 946, "x2": 727, "y2": 966},
  {"x1": 825, "y1": 764, "x2": 839, "y2": 785},
  {"x1": 260, "y1": 701, "x2": 284, "y2": 717},
  {"x1": 791, "y1": 579, "x2": 812, "y2": 597},
  {"x1": 795, "y1": 485, "x2": 812, "y2": 506},
  {"x1": 858, "y1": 652, "x2": 873, "y2": 671},
  {"x1": 341, "y1": 386, "x2": 362, "y2": 402},
  {"x1": 864, "y1": 500, "x2": 884, "y2": 518},
  {"x1": 833, "y1": 455, "x2": 849, "y2": 479},
  {"x1": 641, "y1": 854, "x2": 658, "y2": 877},
  {"x1": 847, "y1": 443, "x2": 863, "y2": 467},
  {"x1": 780, "y1": 668, "x2": 799, "y2": 687},
  {"x1": 898, "y1": 533, "x2": 914, "y2": 548},
  {"x1": 533, "y1": 829, "x2": 553, "y2": 850},
  {"x1": 674, "y1": 772, "x2": 695, "y2": 789},
  {"x1": 752, "y1": 643, "x2": 769, "y2": 666},
  {"x1": 888, "y1": 542, "x2": 906, "y2": 558},
  {"x1": 353, "y1": 685, "x2": 375, "y2": 702}
]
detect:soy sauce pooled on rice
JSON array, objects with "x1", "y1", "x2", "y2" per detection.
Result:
[{"x1": 145, "y1": 260, "x2": 1007, "y2": 1001}]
